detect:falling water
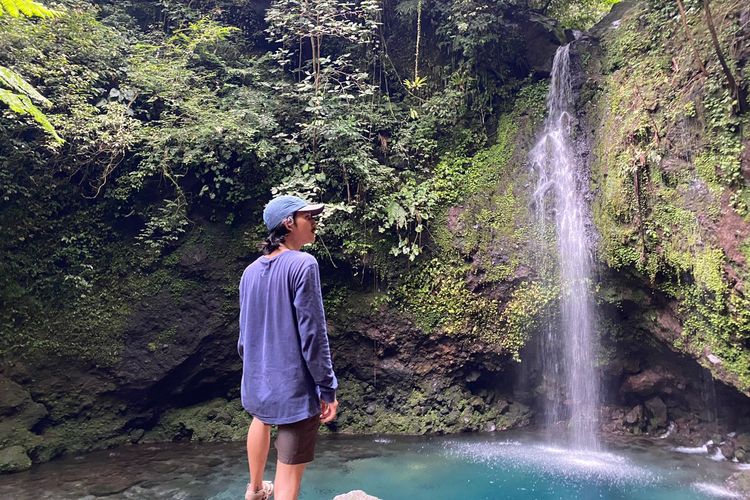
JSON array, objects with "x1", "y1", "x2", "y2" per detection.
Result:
[{"x1": 530, "y1": 44, "x2": 599, "y2": 450}]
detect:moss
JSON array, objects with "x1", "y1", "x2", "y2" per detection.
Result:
[
  {"x1": 144, "y1": 398, "x2": 251, "y2": 443},
  {"x1": 588, "y1": 0, "x2": 750, "y2": 391},
  {"x1": 336, "y1": 377, "x2": 531, "y2": 435},
  {"x1": 493, "y1": 281, "x2": 559, "y2": 359},
  {"x1": 693, "y1": 248, "x2": 727, "y2": 295}
]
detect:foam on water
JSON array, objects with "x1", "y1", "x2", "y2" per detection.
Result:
[
  {"x1": 674, "y1": 445, "x2": 709, "y2": 454},
  {"x1": 692, "y1": 482, "x2": 743, "y2": 498},
  {"x1": 445, "y1": 440, "x2": 657, "y2": 486}
]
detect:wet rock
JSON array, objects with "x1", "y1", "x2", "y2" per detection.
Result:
[
  {"x1": 726, "y1": 470, "x2": 750, "y2": 498},
  {"x1": 644, "y1": 396, "x2": 667, "y2": 429},
  {"x1": 129, "y1": 428, "x2": 145, "y2": 443},
  {"x1": 623, "y1": 358, "x2": 641, "y2": 374},
  {"x1": 0, "y1": 446, "x2": 32, "y2": 473},
  {"x1": 496, "y1": 399, "x2": 510, "y2": 414},
  {"x1": 88, "y1": 476, "x2": 144, "y2": 496},
  {"x1": 620, "y1": 366, "x2": 685, "y2": 397},
  {"x1": 736, "y1": 432, "x2": 750, "y2": 451},
  {"x1": 0, "y1": 376, "x2": 47, "y2": 428},
  {"x1": 333, "y1": 490, "x2": 381, "y2": 500},
  {"x1": 719, "y1": 441, "x2": 735, "y2": 460},
  {"x1": 624, "y1": 405, "x2": 643, "y2": 426}
]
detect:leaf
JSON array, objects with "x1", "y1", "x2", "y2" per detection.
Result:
[
  {"x1": 0, "y1": 0, "x2": 60, "y2": 18},
  {"x1": 0, "y1": 89, "x2": 63, "y2": 142},
  {"x1": 0, "y1": 66, "x2": 51, "y2": 106}
]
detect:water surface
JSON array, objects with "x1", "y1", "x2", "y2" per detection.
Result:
[{"x1": 0, "y1": 431, "x2": 743, "y2": 499}]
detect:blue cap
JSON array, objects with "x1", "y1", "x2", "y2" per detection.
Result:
[{"x1": 263, "y1": 195, "x2": 325, "y2": 231}]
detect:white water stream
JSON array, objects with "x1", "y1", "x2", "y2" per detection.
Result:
[{"x1": 530, "y1": 44, "x2": 599, "y2": 450}]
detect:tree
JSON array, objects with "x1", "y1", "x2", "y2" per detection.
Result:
[
  {"x1": 0, "y1": 0, "x2": 62, "y2": 142},
  {"x1": 264, "y1": 0, "x2": 383, "y2": 202},
  {"x1": 702, "y1": 0, "x2": 747, "y2": 114}
]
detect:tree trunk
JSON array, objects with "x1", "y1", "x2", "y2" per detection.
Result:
[
  {"x1": 675, "y1": 0, "x2": 708, "y2": 78},
  {"x1": 703, "y1": 0, "x2": 747, "y2": 113}
]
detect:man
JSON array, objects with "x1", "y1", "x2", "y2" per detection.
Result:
[{"x1": 238, "y1": 195, "x2": 339, "y2": 500}]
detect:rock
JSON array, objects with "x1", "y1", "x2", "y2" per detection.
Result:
[
  {"x1": 485, "y1": 422, "x2": 497, "y2": 432},
  {"x1": 0, "y1": 376, "x2": 46, "y2": 428},
  {"x1": 333, "y1": 491, "x2": 381, "y2": 500},
  {"x1": 128, "y1": 428, "x2": 145, "y2": 443},
  {"x1": 88, "y1": 476, "x2": 144, "y2": 496},
  {"x1": 620, "y1": 366, "x2": 684, "y2": 397},
  {"x1": 726, "y1": 470, "x2": 750, "y2": 497},
  {"x1": 644, "y1": 396, "x2": 668, "y2": 429},
  {"x1": 736, "y1": 449, "x2": 747, "y2": 462},
  {"x1": 623, "y1": 358, "x2": 641, "y2": 374},
  {"x1": 736, "y1": 433, "x2": 750, "y2": 451},
  {"x1": 0, "y1": 377, "x2": 29, "y2": 415},
  {"x1": 706, "y1": 353, "x2": 722, "y2": 365},
  {"x1": 496, "y1": 399, "x2": 510, "y2": 414},
  {"x1": 497, "y1": 9, "x2": 570, "y2": 76},
  {"x1": 624, "y1": 405, "x2": 643, "y2": 426},
  {"x1": 0, "y1": 445, "x2": 32, "y2": 473},
  {"x1": 720, "y1": 441, "x2": 735, "y2": 460}
]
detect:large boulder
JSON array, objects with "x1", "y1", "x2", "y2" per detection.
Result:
[
  {"x1": 644, "y1": 396, "x2": 668, "y2": 430},
  {"x1": 0, "y1": 446, "x2": 32, "y2": 473}
]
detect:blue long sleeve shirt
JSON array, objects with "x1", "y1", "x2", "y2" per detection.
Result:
[{"x1": 238, "y1": 250, "x2": 337, "y2": 424}]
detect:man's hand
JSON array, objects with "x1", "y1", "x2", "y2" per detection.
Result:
[{"x1": 320, "y1": 399, "x2": 338, "y2": 423}]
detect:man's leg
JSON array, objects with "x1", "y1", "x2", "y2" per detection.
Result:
[
  {"x1": 273, "y1": 462, "x2": 307, "y2": 500},
  {"x1": 247, "y1": 417, "x2": 271, "y2": 492}
]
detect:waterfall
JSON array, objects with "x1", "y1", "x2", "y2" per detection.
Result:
[{"x1": 529, "y1": 44, "x2": 599, "y2": 450}]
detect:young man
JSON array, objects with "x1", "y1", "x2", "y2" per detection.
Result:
[{"x1": 238, "y1": 195, "x2": 339, "y2": 500}]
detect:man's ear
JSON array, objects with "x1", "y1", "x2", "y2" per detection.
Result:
[{"x1": 283, "y1": 216, "x2": 295, "y2": 231}]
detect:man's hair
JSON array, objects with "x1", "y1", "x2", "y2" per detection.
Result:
[{"x1": 260, "y1": 216, "x2": 293, "y2": 255}]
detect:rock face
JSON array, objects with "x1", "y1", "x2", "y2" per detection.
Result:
[
  {"x1": 0, "y1": 227, "x2": 532, "y2": 471},
  {"x1": 329, "y1": 304, "x2": 531, "y2": 435}
]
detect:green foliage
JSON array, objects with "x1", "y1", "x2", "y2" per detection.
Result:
[
  {"x1": 0, "y1": 0, "x2": 58, "y2": 18},
  {"x1": 391, "y1": 258, "x2": 556, "y2": 360},
  {"x1": 545, "y1": 0, "x2": 621, "y2": 30},
  {"x1": 591, "y1": 1, "x2": 750, "y2": 388},
  {"x1": 497, "y1": 281, "x2": 559, "y2": 359},
  {"x1": 0, "y1": 0, "x2": 63, "y2": 141}
]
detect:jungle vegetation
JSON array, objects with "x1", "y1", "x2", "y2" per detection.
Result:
[{"x1": 1, "y1": 0, "x2": 747, "y2": 370}]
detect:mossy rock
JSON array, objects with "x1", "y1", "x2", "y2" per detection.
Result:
[
  {"x1": 0, "y1": 446, "x2": 32, "y2": 474},
  {"x1": 144, "y1": 398, "x2": 251, "y2": 442}
]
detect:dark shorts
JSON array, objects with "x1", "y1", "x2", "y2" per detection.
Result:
[{"x1": 275, "y1": 414, "x2": 320, "y2": 465}]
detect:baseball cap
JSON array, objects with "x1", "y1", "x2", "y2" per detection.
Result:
[{"x1": 263, "y1": 195, "x2": 325, "y2": 231}]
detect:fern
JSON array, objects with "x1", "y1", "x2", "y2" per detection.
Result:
[
  {"x1": 0, "y1": 88, "x2": 62, "y2": 142},
  {"x1": 0, "y1": 66, "x2": 51, "y2": 106},
  {"x1": 0, "y1": 0, "x2": 59, "y2": 17},
  {"x1": 0, "y1": 0, "x2": 63, "y2": 142}
]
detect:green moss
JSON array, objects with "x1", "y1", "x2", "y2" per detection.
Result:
[
  {"x1": 145, "y1": 398, "x2": 251, "y2": 443},
  {"x1": 336, "y1": 377, "x2": 531, "y2": 435},
  {"x1": 513, "y1": 81, "x2": 549, "y2": 126},
  {"x1": 589, "y1": 0, "x2": 750, "y2": 390},
  {"x1": 494, "y1": 281, "x2": 559, "y2": 359},
  {"x1": 694, "y1": 248, "x2": 727, "y2": 295}
]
